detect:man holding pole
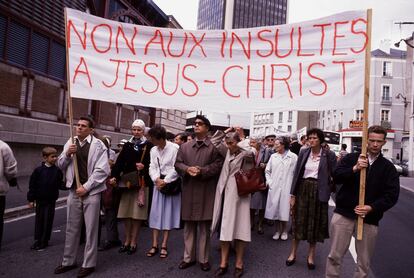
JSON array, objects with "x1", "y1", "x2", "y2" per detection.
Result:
[
  {"x1": 54, "y1": 116, "x2": 110, "y2": 278},
  {"x1": 325, "y1": 125, "x2": 400, "y2": 278}
]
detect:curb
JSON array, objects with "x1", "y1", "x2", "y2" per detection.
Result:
[{"x1": 4, "y1": 196, "x2": 68, "y2": 220}]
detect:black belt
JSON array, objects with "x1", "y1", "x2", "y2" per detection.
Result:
[{"x1": 303, "y1": 177, "x2": 317, "y2": 181}]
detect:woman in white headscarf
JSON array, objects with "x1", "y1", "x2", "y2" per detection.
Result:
[{"x1": 109, "y1": 119, "x2": 153, "y2": 255}]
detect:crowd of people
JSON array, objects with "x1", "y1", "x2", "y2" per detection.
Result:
[{"x1": 0, "y1": 115, "x2": 400, "y2": 278}]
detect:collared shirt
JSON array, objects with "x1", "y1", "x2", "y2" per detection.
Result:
[
  {"x1": 45, "y1": 162, "x2": 53, "y2": 168},
  {"x1": 368, "y1": 153, "x2": 380, "y2": 165},
  {"x1": 303, "y1": 148, "x2": 322, "y2": 179},
  {"x1": 75, "y1": 135, "x2": 92, "y2": 147},
  {"x1": 149, "y1": 141, "x2": 179, "y2": 183}
]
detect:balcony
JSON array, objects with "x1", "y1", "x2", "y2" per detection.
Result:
[{"x1": 381, "y1": 97, "x2": 392, "y2": 106}]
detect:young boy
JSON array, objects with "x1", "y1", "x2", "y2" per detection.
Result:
[{"x1": 27, "y1": 147, "x2": 63, "y2": 251}]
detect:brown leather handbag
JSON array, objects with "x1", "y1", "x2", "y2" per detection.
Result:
[{"x1": 235, "y1": 155, "x2": 267, "y2": 197}]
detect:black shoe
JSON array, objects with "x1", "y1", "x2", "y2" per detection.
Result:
[
  {"x1": 214, "y1": 266, "x2": 228, "y2": 276},
  {"x1": 178, "y1": 261, "x2": 196, "y2": 269},
  {"x1": 126, "y1": 245, "x2": 137, "y2": 255},
  {"x1": 234, "y1": 267, "x2": 244, "y2": 278},
  {"x1": 99, "y1": 240, "x2": 119, "y2": 251},
  {"x1": 54, "y1": 264, "x2": 77, "y2": 274},
  {"x1": 36, "y1": 244, "x2": 47, "y2": 251},
  {"x1": 200, "y1": 262, "x2": 211, "y2": 271},
  {"x1": 286, "y1": 257, "x2": 296, "y2": 266},
  {"x1": 118, "y1": 245, "x2": 129, "y2": 253},
  {"x1": 77, "y1": 267, "x2": 95, "y2": 278},
  {"x1": 307, "y1": 259, "x2": 316, "y2": 270},
  {"x1": 31, "y1": 241, "x2": 40, "y2": 250}
]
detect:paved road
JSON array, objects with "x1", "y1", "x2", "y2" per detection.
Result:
[{"x1": 2, "y1": 177, "x2": 413, "y2": 277}]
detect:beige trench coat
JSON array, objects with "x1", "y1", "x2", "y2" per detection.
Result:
[{"x1": 210, "y1": 131, "x2": 255, "y2": 242}]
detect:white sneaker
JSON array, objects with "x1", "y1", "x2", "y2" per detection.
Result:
[
  {"x1": 281, "y1": 232, "x2": 288, "y2": 240},
  {"x1": 272, "y1": 232, "x2": 280, "y2": 240}
]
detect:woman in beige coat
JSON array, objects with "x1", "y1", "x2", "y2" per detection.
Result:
[{"x1": 211, "y1": 128, "x2": 255, "y2": 278}]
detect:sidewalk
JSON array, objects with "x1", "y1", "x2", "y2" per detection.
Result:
[
  {"x1": 400, "y1": 177, "x2": 414, "y2": 193},
  {"x1": 4, "y1": 175, "x2": 68, "y2": 220}
]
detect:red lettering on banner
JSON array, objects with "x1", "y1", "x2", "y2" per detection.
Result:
[
  {"x1": 332, "y1": 60, "x2": 355, "y2": 95},
  {"x1": 161, "y1": 63, "x2": 180, "y2": 96},
  {"x1": 115, "y1": 26, "x2": 137, "y2": 55},
  {"x1": 141, "y1": 63, "x2": 159, "y2": 94},
  {"x1": 307, "y1": 62, "x2": 327, "y2": 96},
  {"x1": 313, "y1": 23, "x2": 331, "y2": 55},
  {"x1": 145, "y1": 30, "x2": 167, "y2": 57},
  {"x1": 275, "y1": 28, "x2": 294, "y2": 58},
  {"x1": 332, "y1": 21, "x2": 348, "y2": 56},
  {"x1": 256, "y1": 29, "x2": 273, "y2": 58},
  {"x1": 299, "y1": 62, "x2": 303, "y2": 96},
  {"x1": 220, "y1": 32, "x2": 227, "y2": 58},
  {"x1": 271, "y1": 64, "x2": 292, "y2": 99},
  {"x1": 73, "y1": 57, "x2": 92, "y2": 87},
  {"x1": 230, "y1": 32, "x2": 252, "y2": 59},
  {"x1": 351, "y1": 18, "x2": 368, "y2": 54},
  {"x1": 67, "y1": 20, "x2": 87, "y2": 49},
  {"x1": 167, "y1": 31, "x2": 188, "y2": 58},
  {"x1": 188, "y1": 32, "x2": 207, "y2": 58},
  {"x1": 91, "y1": 24, "x2": 112, "y2": 54},
  {"x1": 124, "y1": 60, "x2": 141, "y2": 92},
  {"x1": 102, "y1": 59, "x2": 125, "y2": 88},
  {"x1": 246, "y1": 65, "x2": 266, "y2": 98},
  {"x1": 181, "y1": 64, "x2": 199, "y2": 97},
  {"x1": 222, "y1": 65, "x2": 243, "y2": 98},
  {"x1": 297, "y1": 27, "x2": 315, "y2": 57}
]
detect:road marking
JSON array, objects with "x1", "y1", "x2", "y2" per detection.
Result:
[
  {"x1": 400, "y1": 184, "x2": 414, "y2": 193},
  {"x1": 4, "y1": 205, "x2": 67, "y2": 224}
]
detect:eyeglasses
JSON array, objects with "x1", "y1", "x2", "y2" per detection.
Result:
[{"x1": 193, "y1": 121, "x2": 205, "y2": 127}]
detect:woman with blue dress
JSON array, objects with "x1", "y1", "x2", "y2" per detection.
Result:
[{"x1": 146, "y1": 125, "x2": 181, "y2": 259}]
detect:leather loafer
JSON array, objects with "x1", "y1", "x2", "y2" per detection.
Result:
[
  {"x1": 178, "y1": 261, "x2": 196, "y2": 269},
  {"x1": 77, "y1": 267, "x2": 95, "y2": 278},
  {"x1": 200, "y1": 262, "x2": 211, "y2": 271},
  {"x1": 285, "y1": 258, "x2": 296, "y2": 266},
  {"x1": 54, "y1": 264, "x2": 77, "y2": 274},
  {"x1": 214, "y1": 266, "x2": 228, "y2": 276},
  {"x1": 234, "y1": 267, "x2": 244, "y2": 278}
]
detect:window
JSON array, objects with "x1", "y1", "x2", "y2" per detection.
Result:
[
  {"x1": 381, "y1": 109, "x2": 390, "y2": 122},
  {"x1": 287, "y1": 125, "x2": 292, "y2": 132},
  {"x1": 382, "y1": 61, "x2": 392, "y2": 77},
  {"x1": 278, "y1": 125, "x2": 282, "y2": 130},
  {"x1": 7, "y1": 20, "x2": 30, "y2": 67},
  {"x1": 288, "y1": 111, "x2": 293, "y2": 122},
  {"x1": 355, "y1": 110, "x2": 364, "y2": 121},
  {"x1": 278, "y1": 112, "x2": 283, "y2": 123},
  {"x1": 382, "y1": 85, "x2": 391, "y2": 100}
]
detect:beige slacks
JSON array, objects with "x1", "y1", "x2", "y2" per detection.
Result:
[
  {"x1": 183, "y1": 221, "x2": 211, "y2": 263},
  {"x1": 62, "y1": 191, "x2": 101, "y2": 268},
  {"x1": 326, "y1": 213, "x2": 378, "y2": 278}
]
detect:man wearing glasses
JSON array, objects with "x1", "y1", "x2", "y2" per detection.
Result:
[{"x1": 175, "y1": 115, "x2": 224, "y2": 272}]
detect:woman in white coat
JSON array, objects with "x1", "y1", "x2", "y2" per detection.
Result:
[
  {"x1": 265, "y1": 137, "x2": 298, "y2": 241},
  {"x1": 211, "y1": 127, "x2": 255, "y2": 278}
]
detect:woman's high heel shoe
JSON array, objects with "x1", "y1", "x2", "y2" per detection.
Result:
[
  {"x1": 307, "y1": 258, "x2": 315, "y2": 270},
  {"x1": 285, "y1": 257, "x2": 296, "y2": 266}
]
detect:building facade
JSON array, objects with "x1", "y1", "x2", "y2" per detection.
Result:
[
  {"x1": 197, "y1": 0, "x2": 288, "y2": 29},
  {"x1": 0, "y1": 0, "x2": 186, "y2": 175},
  {"x1": 317, "y1": 48, "x2": 411, "y2": 160}
]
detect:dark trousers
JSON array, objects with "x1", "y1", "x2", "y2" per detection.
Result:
[
  {"x1": 0, "y1": 196, "x2": 5, "y2": 249},
  {"x1": 103, "y1": 189, "x2": 121, "y2": 242},
  {"x1": 34, "y1": 201, "x2": 56, "y2": 244}
]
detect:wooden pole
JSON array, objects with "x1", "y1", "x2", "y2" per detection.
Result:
[
  {"x1": 64, "y1": 8, "x2": 81, "y2": 189},
  {"x1": 357, "y1": 9, "x2": 372, "y2": 241}
]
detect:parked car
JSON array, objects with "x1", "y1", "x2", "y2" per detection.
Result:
[
  {"x1": 399, "y1": 160, "x2": 408, "y2": 177},
  {"x1": 387, "y1": 158, "x2": 403, "y2": 176}
]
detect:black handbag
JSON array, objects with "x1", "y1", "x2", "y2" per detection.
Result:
[{"x1": 157, "y1": 158, "x2": 181, "y2": 195}]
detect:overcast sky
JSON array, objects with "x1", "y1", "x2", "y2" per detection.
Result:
[{"x1": 153, "y1": 0, "x2": 414, "y2": 49}]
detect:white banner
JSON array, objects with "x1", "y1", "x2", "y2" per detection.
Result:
[{"x1": 65, "y1": 8, "x2": 368, "y2": 112}]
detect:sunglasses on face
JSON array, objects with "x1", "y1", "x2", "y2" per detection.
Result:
[{"x1": 193, "y1": 121, "x2": 205, "y2": 126}]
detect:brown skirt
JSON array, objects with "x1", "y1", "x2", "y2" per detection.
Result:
[{"x1": 292, "y1": 179, "x2": 329, "y2": 243}]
